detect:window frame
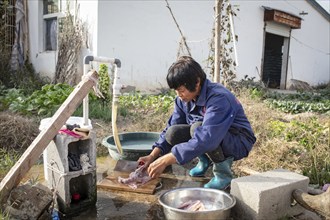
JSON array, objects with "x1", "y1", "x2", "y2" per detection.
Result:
[{"x1": 42, "y1": 0, "x2": 64, "y2": 51}]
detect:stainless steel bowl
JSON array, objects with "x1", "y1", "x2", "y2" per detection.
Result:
[{"x1": 159, "y1": 187, "x2": 236, "y2": 220}]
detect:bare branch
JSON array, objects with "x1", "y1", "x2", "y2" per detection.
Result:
[{"x1": 164, "y1": 0, "x2": 191, "y2": 57}]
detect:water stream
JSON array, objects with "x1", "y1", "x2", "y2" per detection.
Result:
[{"x1": 111, "y1": 101, "x2": 123, "y2": 155}]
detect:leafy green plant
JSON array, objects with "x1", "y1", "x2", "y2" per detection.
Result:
[
  {"x1": 265, "y1": 99, "x2": 330, "y2": 114},
  {"x1": 98, "y1": 64, "x2": 111, "y2": 101},
  {"x1": 9, "y1": 83, "x2": 73, "y2": 116},
  {"x1": 118, "y1": 91, "x2": 175, "y2": 116},
  {"x1": 249, "y1": 88, "x2": 264, "y2": 99},
  {"x1": 0, "y1": 88, "x2": 26, "y2": 111},
  {"x1": 228, "y1": 75, "x2": 266, "y2": 97},
  {"x1": 237, "y1": 78, "x2": 330, "y2": 114}
]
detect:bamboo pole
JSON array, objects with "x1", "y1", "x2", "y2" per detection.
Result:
[{"x1": 214, "y1": 0, "x2": 223, "y2": 83}]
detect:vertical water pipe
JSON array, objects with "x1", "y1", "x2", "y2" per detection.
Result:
[{"x1": 83, "y1": 55, "x2": 123, "y2": 154}]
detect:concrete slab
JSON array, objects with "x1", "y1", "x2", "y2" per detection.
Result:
[
  {"x1": 5, "y1": 183, "x2": 52, "y2": 219},
  {"x1": 230, "y1": 169, "x2": 309, "y2": 220}
]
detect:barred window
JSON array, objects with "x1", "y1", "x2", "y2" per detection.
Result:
[{"x1": 43, "y1": 0, "x2": 59, "y2": 51}]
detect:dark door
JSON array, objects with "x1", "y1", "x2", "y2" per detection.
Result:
[{"x1": 262, "y1": 33, "x2": 284, "y2": 89}]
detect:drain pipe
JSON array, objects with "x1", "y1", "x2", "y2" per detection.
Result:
[{"x1": 83, "y1": 55, "x2": 123, "y2": 154}]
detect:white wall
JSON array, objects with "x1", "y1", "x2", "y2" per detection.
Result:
[
  {"x1": 28, "y1": 0, "x2": 329, "y2": 91},
  {"x1": 224, "y1": 0, "x2": 330, "y2": 86},
  {"x1": 94, "y1": 0, "x2": 329, "y2": 91},
  {"x1": 232, "y1": 1, "x2": 266, "y2": 80},
  {"x1": 287, "y1": 1, "x2": 330, "y2": 85},
  {"x1": 78, "y1": 0, "x2": 98, "y2": 55},
  {"x1": 96, "y1": 0, "x2": 214, "y2": 93}
]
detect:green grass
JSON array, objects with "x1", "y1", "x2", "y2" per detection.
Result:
[{"x1": 0, "y1": 148, "x2": 20, "y2": 180}]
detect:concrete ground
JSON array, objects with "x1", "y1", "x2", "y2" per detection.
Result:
[
  {"x1": 23, "y1": 156, "x2": 321, "y2": 220},
  {"x1": 73, "y1": 156, "x2": 214, "y2": 220}
]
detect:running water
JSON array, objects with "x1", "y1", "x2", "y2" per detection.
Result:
[
  {"x1": 111, "y1": 63, "x2": 123, "y2": 155},
  {"x1": 111, "y1": 100, "x2": 123, "y2": 155}
]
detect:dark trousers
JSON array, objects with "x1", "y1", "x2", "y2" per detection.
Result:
[
  {"x1": 164, "y1": 122, "x2": 225, "y2": 163},
  {"x1": 165, "y1": 122, "x2": 255, "y2": 162}
]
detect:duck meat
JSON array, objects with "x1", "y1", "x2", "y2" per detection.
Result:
[
  {"x1": 177, "y1": 200, "x2": 206, "y2": 211},
  {"x1": 118, "y1": 164, "x2": 152, "y2": 189}
]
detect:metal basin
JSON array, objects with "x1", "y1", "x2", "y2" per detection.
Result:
[
  {"x1": 159, "y1": 187, "x2": 236, "y2": 220},
  {"x1": 102, "y1": 132, "x2": 159, "y2": 161}
]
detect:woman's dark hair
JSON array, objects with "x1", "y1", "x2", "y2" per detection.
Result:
[{"x1": 166, "y1": 56, "x2": 206, "y2": 92}]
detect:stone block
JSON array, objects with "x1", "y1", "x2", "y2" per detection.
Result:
[
  {"x1": 230, "y1": 169, "x2": 309, "y2": 220},
  {"x1": 5, "y1": 183, "x2": 52, "y2": 219}
]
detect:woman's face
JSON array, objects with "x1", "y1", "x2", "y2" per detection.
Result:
[{"x1": 175, "y1": 80, "x2": 201, "y2": 102}]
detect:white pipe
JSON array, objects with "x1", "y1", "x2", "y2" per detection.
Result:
[
  {"x1": 112, "y1": 66, "x2": 121, "y2": 102},
  {"x1": 83, "y1": 63, "x2": 90, "y2": 126},
  {"x1": 83, "y1": 55, "x2": 121, "y2": 126},
  {"x1": 83, "y1": 55, "x2": 123, "y2": 154},
  {"x1": 91, "y1": 56, "x2": 120, "y2": 65}
]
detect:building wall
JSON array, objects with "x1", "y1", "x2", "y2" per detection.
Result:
[
  {"x1": 287, "y1": 1, "x2": 330, "y2": 86},
  {"x1": 27, "y1": 0, "x2": 99, "y2": 82},
  {"x1": 233, "y1": 0, "x2": 329, "y2": 85},
  {"x1": 28, "y1": 0, "x2": 329, "y2": 91},
  {"x1": 95, "y1": 0, "x2": 214, "y2": 93},
  {"x1": 28, "y1": 0, "x2": 57, "y2": 81}
]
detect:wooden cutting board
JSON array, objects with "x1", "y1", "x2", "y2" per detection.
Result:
[{"x1": 97, "y1": 170, "x2": 160, "y2": 194}]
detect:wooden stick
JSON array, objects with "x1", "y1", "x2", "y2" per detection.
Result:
[
  {"x1": 0, "y1": 70, "x2": 98, "y2": 203},
  {"x1": 237, "y1": 166, "x2": 260, "y2": 175}
]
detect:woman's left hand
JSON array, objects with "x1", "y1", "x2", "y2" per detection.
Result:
[{"x1": 147, "y1": 153, "x2": 177, "y2": 178}]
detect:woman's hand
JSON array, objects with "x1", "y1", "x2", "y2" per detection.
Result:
[
  {"x1": 137, "y1": 154, "x2": 155, "y2": 168},
  {"x1": 147, "y1": 153, "x2": 177, "y2": 178},
  {"x1": 138, "y1": 147, "x2": 162, "y2": 168}
]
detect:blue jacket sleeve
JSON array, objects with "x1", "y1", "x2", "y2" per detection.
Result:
[{"x1": 152, "y1": 97, "x2": 187, "y2": 155}]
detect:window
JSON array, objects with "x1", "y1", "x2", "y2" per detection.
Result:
[{"x1": 43, "y1": 0, "x2": 60, "y2": 51}]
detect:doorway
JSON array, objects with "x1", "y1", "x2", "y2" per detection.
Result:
[
  {"x1": 262, "y1": 29, "x2": 290, "y2": 89},
  {"x1": 262, "y1": 33, "x2": 285, "y2": 89}
]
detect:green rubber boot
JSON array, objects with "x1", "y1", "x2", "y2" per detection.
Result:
[
  {"x1": 204, "y1": 157, "x2": 234, "y2": 190},
  {"x1": 189, "y1": 154, "x2": 210, "y2": 177}
]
